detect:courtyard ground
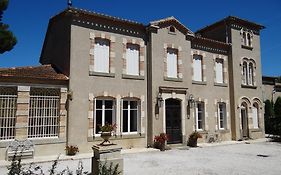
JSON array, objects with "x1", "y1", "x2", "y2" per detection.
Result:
[{"x1": 1, "y1": 140, "x2": 281, "y2": 175}]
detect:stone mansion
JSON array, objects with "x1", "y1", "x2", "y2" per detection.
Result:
[{"x1": 0, "y1": 7, "x2": 265, "y2": 159}]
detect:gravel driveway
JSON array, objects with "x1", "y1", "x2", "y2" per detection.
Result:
[{"x1": 1, "y1": 141, "x2": 281, "y2": 175}]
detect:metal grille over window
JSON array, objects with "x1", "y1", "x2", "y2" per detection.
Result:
[
  {"x1": 0, "y1": 87, "x2": 17, "y2": 140},
  {"x1": 28, "y1": 88, "x2": 60, "y2": 138}
]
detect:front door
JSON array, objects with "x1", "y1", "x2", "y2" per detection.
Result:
[
  {"x1": 241, "y1": 108, "x2": 249, "y2": 138},
  {"x1": 165, "y1": 99, "x2": 182, "y2": 144}
]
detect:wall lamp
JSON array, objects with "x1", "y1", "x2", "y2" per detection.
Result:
[
  {"x1": 188, "y1": 94, "x2": 195, "y2": 108},
  {"x1": 157, "y1": 92, "x2": 164, "y2": 108}
]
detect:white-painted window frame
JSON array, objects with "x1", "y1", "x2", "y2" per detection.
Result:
[
  {"x1": 94, "y1": 98, "x2": 116, "y2": 135},
  {"x1": 0, "y1": 87, "x2": 17, "y2": 140},
  {"x1": 196, "y1": 101, "x2": 204, "y2": 131},
  {"x1": 121, "y1": 99, "x2": 140, "y2": 135},
  {"x1": 215, "y1": 58, "x2": 224, "y2": 84},
  {"x1": 126, "y1": 44, "x2": 140, "y2": 76},
  {"x1": 218, "y1": 102, "x2": 226, "y2": 130},
  {"x1": 28, "y1": 88, "x2": 60, "y2": 138}
]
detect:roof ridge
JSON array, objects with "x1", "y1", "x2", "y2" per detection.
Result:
[{"x1": 0, "y1": 64, "x2": 51, "y2": 71}]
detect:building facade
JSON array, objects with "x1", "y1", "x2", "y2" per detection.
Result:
[{"x1": 0, "y1": 7, "x2": 265, "y2": 160}]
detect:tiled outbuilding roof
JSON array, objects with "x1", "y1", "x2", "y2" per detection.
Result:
[{"x1": 0, "y1": 64, "x2": 68, "y2": 82}]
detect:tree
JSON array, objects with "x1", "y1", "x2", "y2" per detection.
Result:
[
  {"x1": 0, "y1": 0, "x2": 17, "y2": 54},
  {"x1": 264, "y1": 100, "x2": 275, "y2": 134}
]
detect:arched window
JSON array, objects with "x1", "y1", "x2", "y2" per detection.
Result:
[
  {"x1": 252, "y1": 103, "x2": 259, "y2": 129},
  {"x1": 243, "y1": 32, "x2": 247, "y2": 46},
  {"x1": 247, "y1": 33, "x2": 252, "y2": 47},
  {"x1": 248, "y1": 63, "x2": 254, "y2": 85},
  {"x1": 242, "y1": 61, "x2": 248, "y2": 85},
  {"x1": 169, "y1": 26, "x2": 176, "y2": 33}
]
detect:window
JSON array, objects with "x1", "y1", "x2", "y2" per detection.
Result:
[
  {"x1": 95, "y1": 99, "x2": 115, "y2": 134},
  {"x1": 242, "y1": 61, "x2": 248, "y2": 85},
  {"x1": 243, "y1": 32, "x2": 247, "y2": 46},
  {"x1": 193, "y1": 55, "x2": 203, "y2": 81},
  {"x1": 252, "y1": 103, "x2": 259, "y2": 129},
  {"x1": 241, "y1": 29, "x2": 253, "y2": 48},
  {"x1": 196, "y1": 102, "x2": 204, "y2": 130},
  {"x1": 247, "y1": 33, "x2": 252, "y2": 47},
  {"x1": 169, "y1": 26, "x2": 176, "y2": 33},
  {"x1": 122, "y1": 99, "x2": 139, "y2": 134},
  {"x1": 248, "y1": 63, "x2": 254, "y2": 85},
  {"x1": 28, "y1": 88, "x2": 60, "y2": 138},
  {"x1": 94, "y1": 38, "x2": 110, "y2": 73},
  {"x1": 0, "y1": 87, "x2": 17, "y2": 140},
  {"x1": 218, "y1": 103, "x2": 226, "y2": 129},
  {"x1": 242, "y1": 59, "x2": 255, "y2": 86},
  {"x1": 167, "y1": 48, "x2": 178, "y2": 78},
  {"x1": 215, "y1": 59, "x2": 224, "y2": 83},
  {"x1": 126, "y1": 44, "x2": 140, "y2": 76}
]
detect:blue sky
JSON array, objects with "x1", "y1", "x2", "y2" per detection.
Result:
[{"x1": 1, "y1": 0, "x2": 281, "y2": 76}]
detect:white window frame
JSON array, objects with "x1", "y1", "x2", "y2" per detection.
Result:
[
  {"x1": 94, "y1": 98, "x2": 116, "y2": 135},
  {"x1": 215, "y1": 58, "x2": 224, "y2": 84},
  {"x1": 167, "y1": 48, "x2": 178, "y2": 78},
  {"x1": 121, "y1": 99, "x2": 140, "y2": 135},
  {"x1": 28, "y1": 88, "x2": 60, "y2": 138},
  {"x1": 218, "y1": 103, "x2": 226, "y2": 130},
  {"x1": 94, "y1": 38, "x2": 110, "y2": 73},
  {"x1": 193, "y1": 55, "x2": 203, "y2": 82},
  {"x1": 195, "y1": 102, "x2": 204, "y2": 131},
  {"x1": 252, "y1": 103, "x2": 259, "y2": 129},
  {"x1": 242, "y1": 61, "x2": 248, "y2": 85},
  {"x1": 126, "y1": 44, "x2": 140, "y2": 76},
  {"x1": 0, "y1": 87, "x2": 17, "y2": 140}
]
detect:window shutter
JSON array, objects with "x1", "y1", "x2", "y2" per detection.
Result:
[
  {"x1": 94, "y1": 39, "x2": 109, "y2": 73},
  {"x1": 252, "y1": 105, "x2": 258, "y2": 129},
  {"x1": 195, "y1": 105, "x2": 199, "y2": 130},
  {"x1": 126, "y1": 45, "x2": 139, "y2": 76},
  {"x1": 193, "y1": 56, "x2": 202, "y2": 81},
  {"x1": 215, "y1": 60, "x2": 223, "y2": 83},
  {"x1": 167, "y1": 49, "x2": 177, "y2": 78}
]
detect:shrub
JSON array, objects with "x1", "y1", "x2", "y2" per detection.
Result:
[{"x1": 99, "y1": 161, "x2": 121, "y2": 175}]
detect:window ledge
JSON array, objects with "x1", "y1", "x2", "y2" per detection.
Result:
[
  {"x1": 168, "y1": 31, "x2": 176, "y2": 35},
  {"x1": 192, "y1": 81, "x2": 207, "y2": 85},
  {"x1": 164, "y1": 77, "x2": 183, "y2": 82},
  {"x1": 197, "y1": 130, "x2": 208, "y2": 134},
  {"x1": 89, "y1": 71, "x2": 115, "y2": 78},
  {"x1": 217, "y1": 129, "x2": 230, "y2": 133},
  {"x1": 214, "y1": 83, "x2": 228, "y2": 87},
  {"x1": 122, "y1": 74, "x2": 145, "y2": 80},
  {"x1": 241, "y1": 84, "x2": 257, "y2": 89},
  {"x1": 241, "y1": 45, "x2": 253, "y2": 50},
  {"x1": 0, "y1": 138, "x2": 66, "y2": 148},
  {"x1": 88, "y1": 133, "x2": 145, "y2": 142},
  {"x1": 250, "y1": 128, "x2": 262, "y2": 132}
]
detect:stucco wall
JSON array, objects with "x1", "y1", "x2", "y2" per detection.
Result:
[
  {"x1": 229, "y1": 27, "x2": 265, "y2": 140},
  {"x1": 68, "y1": 24, "x2": 147, "y2": 152}
]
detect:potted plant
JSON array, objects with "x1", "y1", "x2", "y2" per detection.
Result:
[
  {"x1": 99, "y1": 123, "x2": 117, "y2": 145},
  {"x1": 187, "y1": 131, "x2": 202, "y2": 147},
  {"x1": 154, "y1": 133, "x2": 168, "y2": 151},
  {"x1": 65, "y1": 145, "x2": 79, "y2": 156}
]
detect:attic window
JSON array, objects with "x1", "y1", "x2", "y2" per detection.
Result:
[{"x1": 169, "y1": 26, "x2": 176, "y2": 33}]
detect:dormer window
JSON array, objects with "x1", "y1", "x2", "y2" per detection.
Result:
[{"x1": 169, "y1": 26, "x2": 176, "y2": 33}]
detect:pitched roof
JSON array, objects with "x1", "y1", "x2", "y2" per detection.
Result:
[
  {"x1": 0, "y1": 64, "x2": 69, "y2": 82},
  {"x1": 196, "y1": 16, "x2": 265, "y2": 34},
  {"x1": 149, "y1": 16, "x2": 194, "y2": 35}
]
